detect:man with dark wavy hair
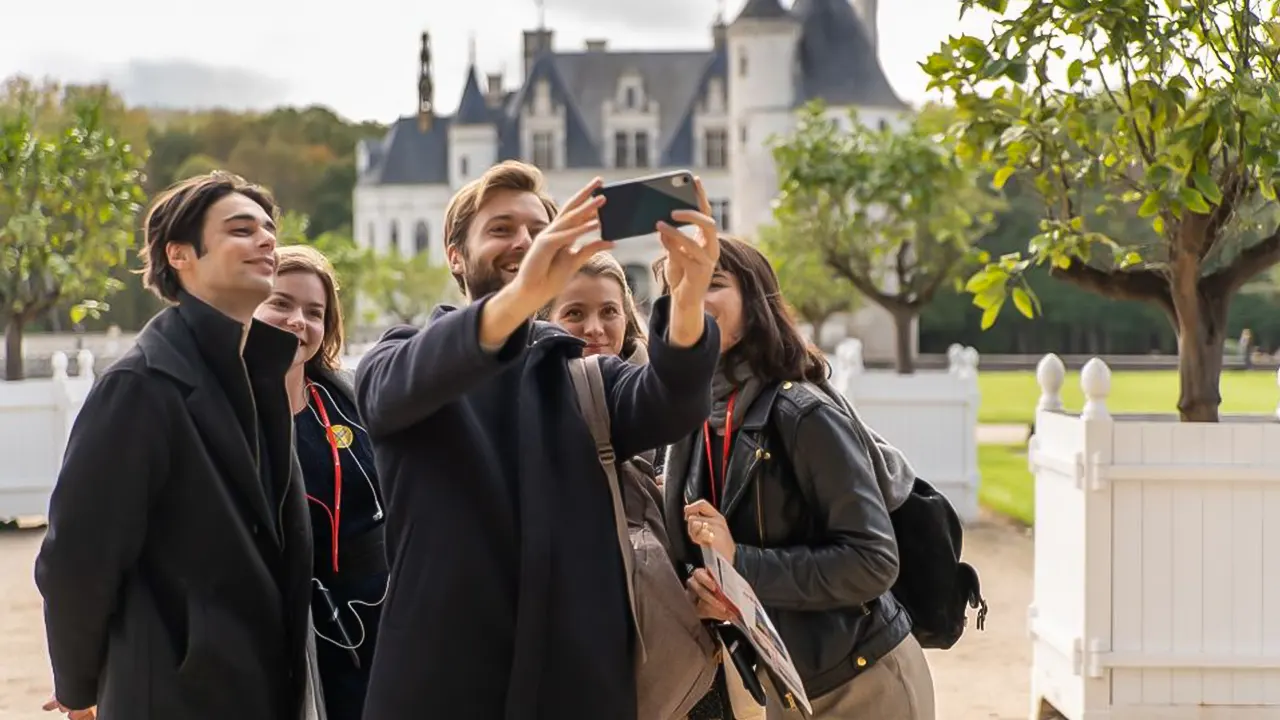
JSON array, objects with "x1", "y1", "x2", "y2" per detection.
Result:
[{"x1": 36, "y1": 171, "x2": 317, "y2": 720}]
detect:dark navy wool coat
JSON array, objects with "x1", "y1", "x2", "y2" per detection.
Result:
[{"x1": 355, "y1": 294, "x2": 719, "y2": 720}]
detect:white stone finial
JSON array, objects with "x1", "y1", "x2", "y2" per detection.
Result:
[
  {"x1": 50, "y1": 351, "x2": 69, "y2": 379},
  {"x1": 832, "y1": 338, "x2": 864, "y2": 393},
  {"x1": 1080, "y1": 357, "x2": 1112, "y2": 420},
  {"x1": 947, "y1": 343, "x2": 964, "y2": 374},
  {"x1": 76, "y1": 349, "x2": 95, "y2": 380},
  {"x1": 1035, "y1": 353, "x2": 1066, "y2": 412},
  {"x1": 836, "y1": 338, "x2": 864, "y2": 373},
  {"x1": 961, "y1": 347, "x2": 980, "y2": 378},
  {"x1": 1274, "y1": 368, "x2": 1280, "y2": 420}
]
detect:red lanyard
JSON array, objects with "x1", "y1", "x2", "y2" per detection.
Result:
[
  {"x1": 703, "y1": 392, "x2": 738, "y2": 509},
  {"x1": 304, "y1": 384, "x2": 344, "y2": 574}
]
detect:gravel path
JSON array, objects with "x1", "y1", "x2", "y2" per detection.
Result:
[{"x1": 0, "y1": 514, "x2": 1035, "y2": 719}]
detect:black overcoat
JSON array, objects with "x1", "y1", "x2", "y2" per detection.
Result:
[{"x1": 35, "y1": 293, "x2": 314, "y2": 719}]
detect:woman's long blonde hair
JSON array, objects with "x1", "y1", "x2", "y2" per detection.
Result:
[
  {"x1": 275, "y1": 244, "x2": 345, "y2": 372},
  {"x1": 541, "y1": 253, "x2": 648, "y2": 358}
]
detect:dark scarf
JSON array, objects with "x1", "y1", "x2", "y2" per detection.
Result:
[{"x1": 708, "y1": 361, "x2": 764, "y2": 435}]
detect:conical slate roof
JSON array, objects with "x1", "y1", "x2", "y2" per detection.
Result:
[
  {"x1": 455, "y1": 67, "x2": 491, "y2": 124},
  {"x1": 733, "y1": 0, "x2": 792, "y2": 22}
]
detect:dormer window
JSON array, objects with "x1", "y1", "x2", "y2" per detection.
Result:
[
  {"x1": 617, "y1": 74, "x2": 645, "y2": 111},
  {"x1": 705, "y1": 78, "x2": 726, "y2": 114},
  {"x1": 704, "y1": 128, "x2": 728, "y2": 168},
  {"x1": 532, "y1": 132, "x2": 555, "y2": 169},
  {"x1": 532, "y1": 79, "x2": 553, "y2": 116}
]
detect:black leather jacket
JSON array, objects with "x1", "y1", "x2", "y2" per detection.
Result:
[{"x1": 664, "y1": 379, "x2": 912, "y2": 699}]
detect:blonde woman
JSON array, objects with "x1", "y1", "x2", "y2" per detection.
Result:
[{"x1": 254, "y1": 245, "x2": 387, "y2": 720}]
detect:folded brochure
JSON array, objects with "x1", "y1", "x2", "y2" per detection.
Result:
[{"x1": 701, "y1": 546, "x2": 813, "y2": 714}]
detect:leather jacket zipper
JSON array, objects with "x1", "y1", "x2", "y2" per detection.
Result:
[{"x1": 748, "y1": 446, "x2": 770, "y2": 543}]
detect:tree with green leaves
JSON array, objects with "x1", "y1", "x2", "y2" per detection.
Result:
[
  {"x1": 0, "y1": 85, "x2": 147, "y2": 380},
  {"x1": 365, "y1": 251, "x2": 459, "y2": 326},
  {"x1": 757, "y1": 223, "x2": 858, "y2": 346},
  {"x1": 926, "y1": 0, "x2": 1280, "y2": 422},
  {"x1": 772, "y1": 102, "x2": 1001, "y2": 373}
]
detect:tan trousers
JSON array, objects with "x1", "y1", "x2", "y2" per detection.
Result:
[{"x1": 753, "y1": 635, "x2": 936, "y2": 720}]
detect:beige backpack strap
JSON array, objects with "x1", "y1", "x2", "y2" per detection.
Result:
[{"x1": 567, "y1": 355, "x2": 645, "y2": 659}]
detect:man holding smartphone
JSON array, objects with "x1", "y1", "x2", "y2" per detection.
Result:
[{"x1": 354, "y1": 160, "x2": 720, "y2": 720}]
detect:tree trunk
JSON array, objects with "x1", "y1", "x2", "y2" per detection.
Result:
[
  {"x1": 891, "y1": 309, "x2": 916, "y2": 375},
  {"x1": 1170, "y1": 281, "x2": 1228, "y2": 422},
  {"x1": 4, "y1": 315, "x2": 26, "y2": 381},
  {"x1": 805, "y1": 310, "x2": 834, "y2": 347}
]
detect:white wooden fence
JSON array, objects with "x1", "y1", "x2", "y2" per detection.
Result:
[
  {"x1": 831, "y1": 339, "x2": 982, "y2": 523},
  {"x1": 1028, "y1": 354, "x2": 1280, "y2": 719},
  {"x1": 0, "y1": 351, "x2": 96, "y2": 521}
]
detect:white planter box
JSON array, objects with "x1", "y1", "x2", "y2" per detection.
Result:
[
  {"x1": 1027, "y1": 354, "x2": 1280, "y2": 720},
  {"x1": 831, "y1": 340, "x2": 982, "y2": 523},
  {"x1": 0, "y1": 350, "x2": 95, "y2": 521}
]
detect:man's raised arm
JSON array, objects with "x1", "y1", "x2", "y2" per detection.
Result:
[{"x1": 354, "y1": 289, "x2": 532, "y2": 438}]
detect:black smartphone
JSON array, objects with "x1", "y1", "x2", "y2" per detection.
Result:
[{"x1": 592, "y1": 170, "x2": 700, "y2": 242}]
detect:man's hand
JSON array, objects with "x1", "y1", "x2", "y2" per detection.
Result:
[
  {"x1": 658, "y1": 176, "x2": 719, "y2": 347},
  {"x1": 42, "y1": 695, "x2": 95, "y2": 719},
  {"x1": 510, "y1": 177, "x2": 615, "y2": 310},
  {"x1": 480, "y1": 178, "x2": 615, "y2": 348}
]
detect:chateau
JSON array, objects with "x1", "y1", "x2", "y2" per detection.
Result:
[{"x1": 353, "y1": 0, "x2": 910, "y2": 356}]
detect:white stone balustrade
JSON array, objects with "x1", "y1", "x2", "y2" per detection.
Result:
[
  {"x1": 831, "y1": 339, "x2": 982, "y2": 523},
  {"x1": 1027, "y1": 354, "x2": 1280, "y2": 719}
]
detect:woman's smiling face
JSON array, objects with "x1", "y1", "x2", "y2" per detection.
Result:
[
  {"x1": 550, "y1": 274, "x2": 628, "y2": 357},
  {"x1": 254, "y1": 270, "x2": 328, "y2": 366}
]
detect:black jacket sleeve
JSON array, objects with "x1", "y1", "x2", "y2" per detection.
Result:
[
  {"x1": 355, "y1": 296, "x2": 531, "y2": 438},
  {"x1": 34, "y1": 369, "x2": 171, "y2": 710},
  {"x1": 733, "y1": 402, "x2": 900, "y2": 611},
  {"x1": 597, "y1": 295, "x2": 720, "y2": 462}
]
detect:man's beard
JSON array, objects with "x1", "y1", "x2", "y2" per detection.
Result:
[{"x1": 460, "y1": 260, "x2": 511, "y2": 300}]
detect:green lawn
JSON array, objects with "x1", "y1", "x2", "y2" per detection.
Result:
[
  {"x1": 977, "y1": 369, "x2": 1278, "y2": 425},
  {"x1": 978, "y1": 443, "x2": 1034, "y2": 525}
]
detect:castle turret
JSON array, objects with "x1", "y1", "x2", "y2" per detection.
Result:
[
  {"x1": 727, "y1": 0, "x2": 800, "y2": 237},
  {"x1": 448, "y1": 47, "x2": 498, "y2": 188}
]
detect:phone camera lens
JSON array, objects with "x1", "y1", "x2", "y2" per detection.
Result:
[{"x1": 672, "y1": 175, "x2": 689, "y2": 187}]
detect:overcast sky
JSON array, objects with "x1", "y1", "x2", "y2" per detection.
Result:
[{"x1": 0, "y1": 0, "x2": 999, "y2": 123}]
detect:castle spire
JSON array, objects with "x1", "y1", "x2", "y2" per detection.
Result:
[{"x1": 418, "y1": 30, "x2": 434, "y2": 132}]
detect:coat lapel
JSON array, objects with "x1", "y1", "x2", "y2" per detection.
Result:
[
  {"x1": 186, "y1": 383, "x2": 278, "y2": 541},
  {"x1": 135, "y1": 308, "x2": 289, "y2": 548},
  {"x1": 719, "y1": 384, "x2": 781, "y2": 519}
]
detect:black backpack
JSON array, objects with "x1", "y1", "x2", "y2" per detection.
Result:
[
  {"x1": 814, "y1": 381, "x2": 988, "y2": 650},
  {"x1": 889, "y1": 477, "x2": 987, "y2": 649}
]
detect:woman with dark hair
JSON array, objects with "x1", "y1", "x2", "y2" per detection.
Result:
[
  {"x1": 657, "y1": 237, "x2": 935, "y2": 719},
  {"x1": 254, "y1": 245, "x2": 387, "y2": 720}
]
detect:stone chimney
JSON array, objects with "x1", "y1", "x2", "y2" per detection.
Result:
[
  {"x1": 522, "y1": 28, "x2": 554, "y2": 77},
  {"x1": 712, "y1": 19, "x2": 727, "y2": 50},
  {"x1": 486, "y1": 72, "x2": 504, "y2": 106},
  {"x1": 585, "y1": 39, "x2": 607, "y2": 52}
]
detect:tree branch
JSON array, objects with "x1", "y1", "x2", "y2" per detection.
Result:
[
  {"x1": 826, "y1": 258, "x2": 912, "y2": 315},
  {"x1": 1203, "y1": 226, "x2": 1280, "y2": 296},
  {"x1": 1051, "y1": 260, "x2": 1175, "y2": 316}
]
